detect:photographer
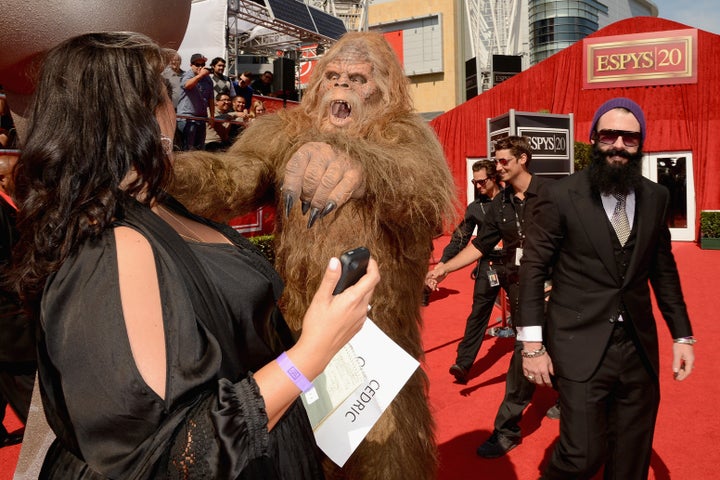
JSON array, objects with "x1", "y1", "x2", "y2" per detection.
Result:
[{"x1": 177, "y1": 53, "x2": 214, "y2": 151}]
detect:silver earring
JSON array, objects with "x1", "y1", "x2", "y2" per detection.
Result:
[{"x1": 160, "y1": 135, "x2": 173, "y2": 155}]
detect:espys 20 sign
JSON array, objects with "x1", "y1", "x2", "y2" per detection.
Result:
[{"x1": 583, "y1": 29, "x2": 697, "y2": 89}]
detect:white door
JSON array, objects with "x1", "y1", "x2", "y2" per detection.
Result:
[{"x1": 642, "y1": 152, "x2": 696, "y2": 241}]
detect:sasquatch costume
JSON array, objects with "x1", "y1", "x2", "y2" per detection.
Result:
[{"x1": 171, "y1": 32, "x2": 456, "y2": 480}]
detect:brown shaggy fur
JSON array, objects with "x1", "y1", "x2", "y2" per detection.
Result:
[{"x1": 171, "y1": 32, "x2": 456, "y2": 480}]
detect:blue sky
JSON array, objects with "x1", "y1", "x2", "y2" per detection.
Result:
[{"x1": 652, "y1": 0, "x2": 720, "y2": 35}]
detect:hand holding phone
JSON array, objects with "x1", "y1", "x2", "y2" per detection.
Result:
[{"x1": 333, "y1": 247, "x2": 370, "y2": 295}]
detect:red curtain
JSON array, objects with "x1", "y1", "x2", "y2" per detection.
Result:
[{"x1": 430, "y1": 17, "x2": 720, "y2": 237}]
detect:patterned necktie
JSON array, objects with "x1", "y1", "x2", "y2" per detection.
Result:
[{"x1": 611, "y1": 193, "x2": 631, "y2": 246}]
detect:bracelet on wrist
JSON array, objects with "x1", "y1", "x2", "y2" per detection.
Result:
[
  {"x1": 521, "y1": 344, "x2": 547, "y2": 358},
  {"x1": 276, "y1": 352, "x2": 314, "y2": 392},
  {"x1": 673, "y1": 336, "x2": 697, "y2": 345}
]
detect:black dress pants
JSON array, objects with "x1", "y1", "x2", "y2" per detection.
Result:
[
  {"x1": 542, "y1": 322, "x2": 659, "y2": 480},
  {"x1": 454, "y1": 260, "x2": 504, "y2": 370},
  {"x1": 490, "y1": 281, "x2": 537, "y2": 440}
]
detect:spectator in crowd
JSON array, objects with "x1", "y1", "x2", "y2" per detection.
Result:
[
  {"x1": 227, "y1": 95, "x2": 249, "y2": 141},
  {"x1": 229, "y1": 95, "x2": 248, "y2": 120},
  {"x1": 0, "y1": 151, "x2": 35, "y2": 448},
  {"x1": 176, "y1": 53, "x2": 214, "y2": 151},
  {"x1": 10, "y1": 31, "x2": 379, "y2": 478},
  {"x1": 426, "y1": 159, "x2": 502, "y2": 384},
  {"x1": 0, "y1": 89, "x2": 17, "y2": 149},
  {"x1": 426, "y1": 136, "x2": 555, "y2": 459},
  {"x1": 248, "y1": 99, "x2": 266, "y2": 121},
  {"x1": 160, "y1": 50, "x2": 184, "y2": 109},
  {"x1": 205, "y1": 92, "x2": 233, "y2": 152},
  {"x1": 209, "y1": 57, "x2": 236, "y2": 98},
  {"x1": 518, "y1": 97, "x2": 695, "y2": 479},
  {"x1": 234, "y1": 71, "x2": 254, "y2": 111},
  {"x1": 251, "y1": 70, "x2": 274, "y2": 96}
]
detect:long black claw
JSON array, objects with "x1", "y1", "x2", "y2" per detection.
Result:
[
  {"x1": 301, "y1": 200, "x2": 311, "y2": 215},
  {"x1": 307, "y1": 207, "x2": 321, "y2": 228},
  {"x1": 319, "y1": 201, "x2": 336, "y2": 219},
  {"x1": 284, "y1": 192, "x2": 295, "y2": 217}
]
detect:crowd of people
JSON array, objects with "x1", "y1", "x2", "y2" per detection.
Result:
[
  {"x1": 161, "y1": 50, "x2": 272, "y2": 152},
  {"x1": 0, "y1": 28, "x2": 697, "y2": 480}
]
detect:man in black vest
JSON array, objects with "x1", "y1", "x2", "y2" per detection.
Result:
[{"x1": 518, "y1": 98, "x2": 695, "y2": 479}]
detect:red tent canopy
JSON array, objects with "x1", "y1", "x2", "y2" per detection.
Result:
[{"x1": 430, "y1": 17, "x2": 720, "y2": 235}]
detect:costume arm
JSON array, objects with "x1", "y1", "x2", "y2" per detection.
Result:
[{"x1": 327, "y1": 118, "x2": 456, "y2": 232}]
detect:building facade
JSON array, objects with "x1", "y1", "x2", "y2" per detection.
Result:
[{"x1": 368, "y1": 0, "x2": 659, "y2": 116}]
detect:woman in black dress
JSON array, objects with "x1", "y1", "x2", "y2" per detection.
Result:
[{"x1": 9, "y1": 31, "x2": 379, "y2": 479}]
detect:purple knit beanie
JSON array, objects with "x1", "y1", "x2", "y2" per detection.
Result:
[{"x1": 589, "y1": 97, "x2": 646, "y2": 143}]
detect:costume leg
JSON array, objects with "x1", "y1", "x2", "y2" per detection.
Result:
[{"x1": 454, "y1": 260, "x2": 500, "y2": 370}]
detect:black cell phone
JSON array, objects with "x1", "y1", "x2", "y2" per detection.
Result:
[{"x1": 332, "y1": 247, "x2": 370, "y2": 295}]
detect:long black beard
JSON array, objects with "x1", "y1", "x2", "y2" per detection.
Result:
[{"x1": 588, "y1": 144, "x2": 644, "y2": 196}]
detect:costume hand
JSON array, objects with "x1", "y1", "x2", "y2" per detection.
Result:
[
  {"x1": 672, "y1": 343, "x2": 694, "y2": 381},
  {"x1": 282, "y1": 142, "x2": 365, "y2": 228},
  {"x1": 521, "y1": 342, "x2": 554, "y2": 387},
  {"x1": 297, "y1": 256, "x2": 380, "y2": 371}
]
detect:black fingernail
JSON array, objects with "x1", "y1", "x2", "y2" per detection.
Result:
[
  {"x1": 302, "y1": 200, "x2": 311, "y2": 215},
  {"x1": 307, "y1": 208, "x2": 320, "y2": 228},
  {"x1": 284, "y1": 192, "x2": 295, "y2": 217},
  {"x1": 320, "y1": 201, "x2": 336, "y2": 218}
]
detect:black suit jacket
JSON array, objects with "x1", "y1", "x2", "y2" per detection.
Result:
[{"x1": 518, "y1": 169, "x2": 692, "y2": 382}]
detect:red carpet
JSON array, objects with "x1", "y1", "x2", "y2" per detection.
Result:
[{"x1": 1, "y1": 237, "x2": 718, "y2": 479}]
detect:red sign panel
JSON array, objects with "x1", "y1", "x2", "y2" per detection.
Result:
[{"x1": 583, "y1": 29, "x2": 697, "y2": 89}]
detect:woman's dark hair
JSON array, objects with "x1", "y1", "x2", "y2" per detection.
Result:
[{"x1": 10, "y1": 31, "x2": 173, "y2": 303}]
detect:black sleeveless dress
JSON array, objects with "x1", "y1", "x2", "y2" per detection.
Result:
[{"x1": 37, "y1": 198, "x2": 324, "y2": 479}]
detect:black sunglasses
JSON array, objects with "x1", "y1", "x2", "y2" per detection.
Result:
[
  {"x1": 471, "y1": 178, "x2": 490, "y2": 187},
  {"x1": 596, "y1": 129, "x2": 641, "y2": 148},
  {"x1": 193, "y1": 62, "x2": 206, "y2": 67}
]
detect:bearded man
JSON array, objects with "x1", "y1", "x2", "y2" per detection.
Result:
[
  {"x1": 517, "y1": 97, "x2": 695, "y2": 479},
  {"x1": 171, "y1": 32, "x2": 455, "y2": 480}
]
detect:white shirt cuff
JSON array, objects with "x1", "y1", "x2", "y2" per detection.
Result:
[{"x1": 516, "y1": 325, "x2": 543, "y2": 342}]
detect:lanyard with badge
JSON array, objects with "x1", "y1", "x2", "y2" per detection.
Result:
[{"x1": 512, "y1": 195, "x2": 525, "y2": 266}]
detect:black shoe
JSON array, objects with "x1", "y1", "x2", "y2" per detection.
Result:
[
  {"x1": 476, "y1": 430, "x2": 520, "y2": 458},
  {"x1": 0, "y1": 432, "x2": 23, "y2": 448},
  {"x1": 546, "y1": 402, "x2": 560, "y2": 420},
  {"x1": 449, "y1": 364, "x2": 468, "y2": 384}
]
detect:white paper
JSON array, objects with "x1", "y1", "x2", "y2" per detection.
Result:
[
  {"x1": 303, "y1": 318, "x2": 419, "y2": 467},
  {"x1": 301, "y1": 343, "x2": 366, "y2": 427}
]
